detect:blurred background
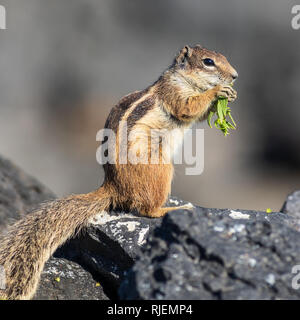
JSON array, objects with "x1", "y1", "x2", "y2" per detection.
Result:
[{"x1": 0, "y1": 0, "x2": 299, "y2": 211}]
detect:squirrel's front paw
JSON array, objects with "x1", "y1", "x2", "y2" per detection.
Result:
[{"x1": 215, "y1": 85, "x2": 237, "y2": 102}]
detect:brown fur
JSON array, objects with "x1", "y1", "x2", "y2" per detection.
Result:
[
  {"x1": 0, "y1": 45, "x2": 237, "y2": 299},
  {"x1": 0, "y1": 189, "x2": 111, "y2": 300}
]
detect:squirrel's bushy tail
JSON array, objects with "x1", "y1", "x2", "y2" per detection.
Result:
[{"x1": 0, "y1": 186, "x2": 111, "y2": 300}]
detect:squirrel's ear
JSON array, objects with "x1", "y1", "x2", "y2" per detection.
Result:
[{"x1": 175, "y1": 45, "x2": 193, "y2": 65}]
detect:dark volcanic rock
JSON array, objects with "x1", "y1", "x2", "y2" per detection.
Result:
[
  {"x1": 281, "y1": 190, "x2": 300, "y2": 219},
  {"x1": 119, "y1": 207, "x2": 300, "y2": 300},
  {"x1": 0, "y1": 155, "x2": 55, "y2": 231},
  {"x1": 56, "y1": 211, "x2": 161, "y2": 297},
  {"x1": 34, "y1": 257, "x2": 108, "y2": 300},
  {"x1": 3, "y1": 153, "x2": 300, "y2": 300},
  {"x1": 0, "y1": 155, "x2": 108, "y2": 300},
  {"x1": 57, "y1": 197, "x2": 190, "y2": 293}
]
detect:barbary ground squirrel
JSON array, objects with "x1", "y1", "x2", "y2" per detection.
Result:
[{"x1": 0, "y1": 45, "x2": 238, "y2": 299}]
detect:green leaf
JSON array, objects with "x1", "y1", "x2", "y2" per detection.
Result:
[
  {"x1": 207, "y1": 96, "x2": 237, "y2": 136},
  {"x1": 207, "y1": 110, "x2": 214, "y2": 128},
  {"x1": 217, "y1": 100, "x2": 224, "y2": 122}
]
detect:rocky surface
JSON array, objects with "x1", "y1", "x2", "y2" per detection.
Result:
[
  {"x1": 0, "y1": 155, "x2": 108, "y2": 300},
  {"x1": 56, "y1": 197, "x2": 192, "y2": 298},
  {"x1": 281, "y1": 190, "x2": 300, "y2": 219},
  {"x1": 0, "y1": 155, "x2": 55, "y2": 231},
  {"x1": 119, "y1": 206, "x2": 300, "y2": 300},
  {"x1": 34, "y1": 257, "x2": 108, "y2": 300},
  {"x1": 2, "y1": 154, "x2": 300, "y2": 300}
]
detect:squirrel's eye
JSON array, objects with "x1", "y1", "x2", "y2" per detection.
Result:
[{"x1": 203, "y1": 58, "x2": 215, "y2": 66}]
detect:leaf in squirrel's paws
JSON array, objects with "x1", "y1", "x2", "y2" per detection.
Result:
[
  {"x1": 207, "y1": 97, "x2": 237, "y2": 136},
  {"x1": 207, "y1": 110, "x2": 214, "y2": 128}
]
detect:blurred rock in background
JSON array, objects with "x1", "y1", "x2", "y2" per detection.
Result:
[
  {"x1": 0, "y1": 155, "x2": 55, "y2": 232},
  {"x1": 0, "y1": 0, "x2": 299, "y2": 211}
]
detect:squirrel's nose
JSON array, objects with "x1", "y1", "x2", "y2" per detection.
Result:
[{"x1": 232, "y1": 72, "x2": 238, "y2": 80}]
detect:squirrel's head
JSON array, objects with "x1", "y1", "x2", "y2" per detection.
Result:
[{"x1": 171, "y1": 45, "x2": 238, "y2": 91}]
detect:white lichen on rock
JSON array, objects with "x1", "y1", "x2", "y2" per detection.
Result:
[
  {"x1": 116, "y1": 221, "x2": 140, "y2": 232},
  {"x1": 138, "y1": 226, "x2": 150, "y2": 246},
  {"x1": 229, "y1": 210, "x2": 250, "y2": 220},
  {"x1": 89, "y1": 211, "x2": 138, "y2": 225}
]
